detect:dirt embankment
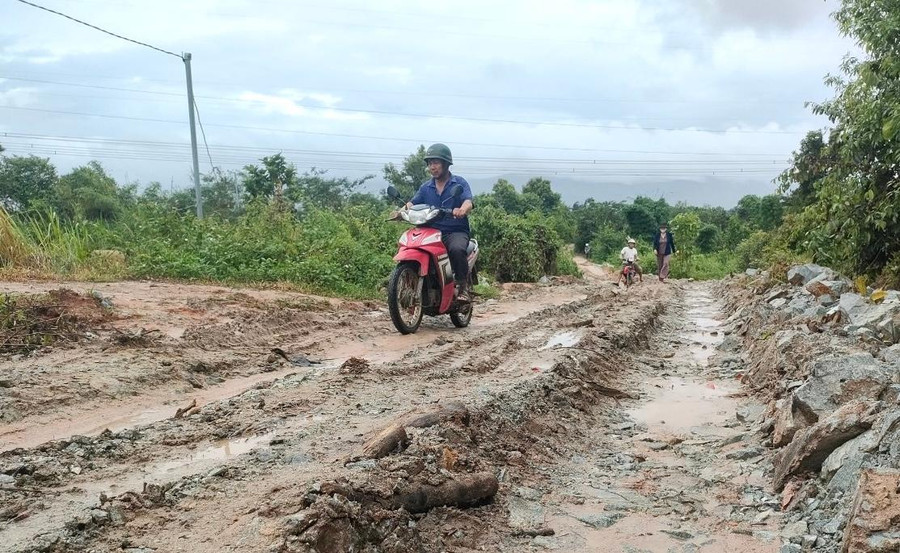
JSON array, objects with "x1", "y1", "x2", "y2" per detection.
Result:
[{"x1": 0, "y1": 269, "x2": 832, "y2": 552}]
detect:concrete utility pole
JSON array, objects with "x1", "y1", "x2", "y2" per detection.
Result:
[{"x1": 183, "y1": 52, "x2": 203, "y2": 218}]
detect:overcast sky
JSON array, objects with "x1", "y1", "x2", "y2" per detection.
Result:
[{"x1": 0, "y1": 0, "x2": 854, "y2": 207}]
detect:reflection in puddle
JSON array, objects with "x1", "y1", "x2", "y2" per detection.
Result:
[
  {"x1": 540, "y1": 331, "x2": 581, "y2": 351},
  {"x1": 151, "y1": 432, "x2": 275, "y2": 477}
]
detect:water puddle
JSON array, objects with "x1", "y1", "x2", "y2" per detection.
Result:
[
  {"x1": 629, "y1": 376, "x2": 739, "y2": 435},
  {"x1": 150, "y1": 432, "x2": 275, "y2": 477},
  {"x1": 539, "y1": 330, "x2": 581, "y2": 351}
]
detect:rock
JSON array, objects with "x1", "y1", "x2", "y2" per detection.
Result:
[
  {"x1": 754, "y1": 509, "x2": 775, "y2": 524},
  {"x1": 821, "y1": 430, "x2": 880, "y2": 494},
  {"x1": 879, "y1": 343, "x2": 900, "y2": 364},
  {"x1": 726, "y1": 447, "x2": 765, "y2": 460},
  {"x1": 538, "y1": 276, "x2": 550, "y2": 284},
  {"x1": 806, "y1": 274, "x2": 848, "y2": 298},
  {"x1": 782, "y1": 520, "x2": 809, "y2": 541},
  {"x1": 737, "y1": 404, "x2": 766, "y2": 424},
  {"x1": 89, "y1": 509, "x2": 110, "y2": 524},
  {"x1": 746, "y1": 268, "x2": 760, "y2": 277},
  {"x1": 802, "y1": 534, "x2": 818, "y2": 548},
  {"x1": 283, "y1": 510, "x2": 319, "y2": 535},
  {"x1": 839, "y1": 295, "x2": 900, "y2": 342},
  {"x1": 840, "y1": 294, "x2": 869, "y2": 323},
  {"x1": 780, "y1": 544, "x2": 802, "y2": 553},
  {"x1": 788, "y1": 264, "x2": 829, "y2": 286},
  {"x1": 0, "y1": 474, "x2": 14, "y2": 485},
  {"x1": 508, "y1": 496, "x2": 545, "y2": 531},
  {"x1": 773, "y1": 397, "x2": 815, "y2": 448},
  {"x1": 773, "y1": 400, "x2": 878, "y2": 491},
  {"x1": 660, "y1": 529, "x2": 693, "y2": 541},
  {"x1": 515, "y1": 486, "x2": 544, "y2": 501},
  {"x1": 575, "y1": 512, "x2": 624, "y2": 529},
  {"x1": 793, "y1": 354, "x2": 893, "y2": 421},
  {"x1": 841, "y1": 468, "x2": 900, "y2": 553},
  {"x1": 771, "y1": 298, "x2": 789, "y2": 309}
]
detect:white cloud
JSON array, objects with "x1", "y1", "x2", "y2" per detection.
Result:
[{"x1": 235, "y1": 91, "x2": 367, "y2": 121}]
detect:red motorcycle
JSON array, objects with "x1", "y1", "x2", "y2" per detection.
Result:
[
  {"x1": 386, "y1": 185, "x2": 479, "y2": 334},
  {"x1": 621, "y1": 261, "x2": 636, "y2": 288}
]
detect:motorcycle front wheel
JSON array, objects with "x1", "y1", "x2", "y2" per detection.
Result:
[
  {"x1": 388, "y1": 262, "x2": 424, "y2": 334},
  {"x1": 450, "y1": 275, "x2": 474, "y2": 328}
]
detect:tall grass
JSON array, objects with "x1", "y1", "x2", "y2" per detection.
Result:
[{"x1": 0, "y1": 205, "x2": 36, "y2": 269}]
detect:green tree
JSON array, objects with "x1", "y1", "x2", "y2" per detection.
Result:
[
  {"x1": 292, "y1": 168, "x2": 373, "y2": 210},
  {"x1": 757, "y1": 195, "x2": 784, "y2": 231},
  {"x1": 735, "y1": 195, "x2": 761, "y2": 224},
  {"x1": 623, "y1": 204, "x2": 657, "y2": 241},
  {"x1": 776, "y1": 0, "x2": 900, "y2": 279},
  {"x1": 777, "y1": 131, "x2": 832, "y2": 210},
  {"x1": 54, "y1": 161, "x2": 121, "y2": 220},
  {"x1": 0, "y1": 155, "x2": 58, "y2": 212},
  {"x1": 242, "y1": 154, "x2": 298, "y2": 201},
  {"x1": 383, "y1": 145, "x2": 427, "y2": 200},
  {"x1": 633, "y1": 196, "x2": 671, "y2": 227},
  {"x1": 671, "y1": 211, "x2": 701, "y2": 256},
  {"x1": 521, "y1": 177, "x2": 561, "y2": 213},
  {"x1": 696, "y1": 224, "x2": 721, "y2": 253},
  {"x1": 492, "y1": 179, "x2": 522, "y2": 214}
]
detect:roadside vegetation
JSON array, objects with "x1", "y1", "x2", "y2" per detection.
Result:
[{"x1": 0, "y1": 139, "x2": 794, "y2": 297}]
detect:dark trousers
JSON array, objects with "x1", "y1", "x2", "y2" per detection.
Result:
[{"x1": 442, "y1": 232, "x2": 470, "y2": 286}]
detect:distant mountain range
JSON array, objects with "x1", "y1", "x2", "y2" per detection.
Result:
[{"x1": 466, "y1": 174, "x2": 781, "y2": 209}]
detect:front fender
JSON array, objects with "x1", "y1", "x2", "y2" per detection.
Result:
[{"x1": 393, "y1": 249, "x2": 431, "y2": 276}]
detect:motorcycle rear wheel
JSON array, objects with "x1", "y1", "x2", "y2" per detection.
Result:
[{"x1": 388, "y1": 262, "x2": 423, "y2": 334}]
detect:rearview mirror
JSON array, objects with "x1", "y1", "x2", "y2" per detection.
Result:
[
  {"x1": 450, "y1": 185, "x2": 463, "y2": 198},
  {"x1": 387, "y1": 186, "x2": 402, "y2": 200}
]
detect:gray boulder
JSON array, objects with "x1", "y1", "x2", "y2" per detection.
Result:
[
  {"x1": 839, "y1": 294, "x2": 900, "y2": 342},
  {"x1": 773, "y1": 396, "x2": 815, "y2": 447},
  {"x1": 793, "y1": 353, "x2": 894, "y2": 421},
  {"x1": 822, "y1": 409, "x2": 900, "y2": 494},
  {"x1": 773, "y1": 399, "x2": 878, "y2": 490},
  {"x1": 806, "y1": 278, "x2": 848, "y2": 299},
  {"x1": 788, "y1": 264, "x2": 829, "y2": 286}
]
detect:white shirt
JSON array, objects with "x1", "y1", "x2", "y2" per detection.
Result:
[{"x1": 620, "y1": 246, "x2": 638, "y2": 263}]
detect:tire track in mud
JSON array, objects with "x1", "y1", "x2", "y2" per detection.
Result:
[{"x1": 0, "y1": 280, "x2": 670, "y2": 553}]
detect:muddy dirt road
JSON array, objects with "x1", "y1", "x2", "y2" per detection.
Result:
[{"x1": 0, "y1": 266, "x2": 787, "y2": 552}]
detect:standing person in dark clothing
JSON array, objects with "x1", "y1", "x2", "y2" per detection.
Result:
[
  {"x1": 653, "y1": 222, "x2": 676, "y2": 282},
  {"x1": 407, "y1": 143, "x2": 475, "y2": 302}
]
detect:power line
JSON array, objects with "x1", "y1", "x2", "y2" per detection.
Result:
[
  {"x1": 0, "y1": 74, "x2": 807, "y2": 106},
  {"x1": 0, "y1": 133, "x2": 787, "y2": 167},
  {"x1": 0, "y1": 131, "x2": 789, "y2": 158},
  {"x1": 192, "y1": 101, "x2": 215, "y2": 170},
  {"x1": 14, "y1": 0, "x2": 183, "y2": 59},
  {"x1": 0, "y1": 103, "x2": 805, "y2": 136}
]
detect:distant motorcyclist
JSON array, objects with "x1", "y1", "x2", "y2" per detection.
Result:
[
  {"x1": 406, "y1": 143, "x2": 475, "y2": 302},
  {"x1": 584, "y1": 243, "x2": 592, "y2": 258},
  {"x1": 618, "y1": 237, "x2": 643, "y2": 284}
]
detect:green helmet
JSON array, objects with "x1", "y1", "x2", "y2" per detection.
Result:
[{"x1": 424, "y1": 143, "x2": 453, "y2": 165}]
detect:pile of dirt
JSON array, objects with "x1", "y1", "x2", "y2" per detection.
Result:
[{"x1": 0, "y1": 289, "x2": 110, "y2": 354}]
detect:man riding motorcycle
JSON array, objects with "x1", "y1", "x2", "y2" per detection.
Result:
[{"x1": 405, "y1": 143, "x2": 475, "y2": 302}]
